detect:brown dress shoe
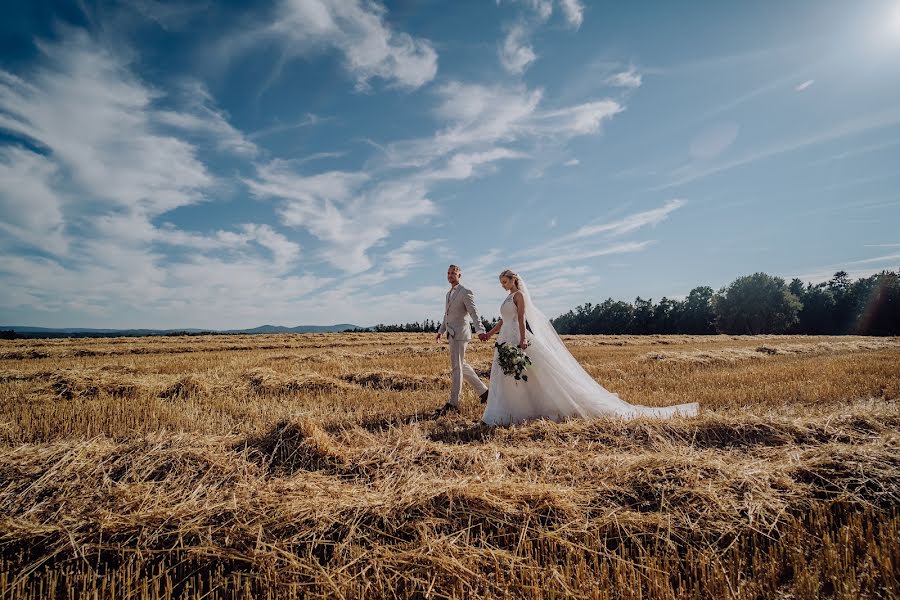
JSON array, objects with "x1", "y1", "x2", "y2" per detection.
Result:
[{"x1": 479, "y1": 390, "x2": 489, "y2": 404}]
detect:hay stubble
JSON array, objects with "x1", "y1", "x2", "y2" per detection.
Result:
[{"x1": 0, "y1": 334, "x2": 898, "y2": 599}]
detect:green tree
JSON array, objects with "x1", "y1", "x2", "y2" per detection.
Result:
[
  {"x1": 678, "y1": 286, "x2": 716, "y2": 334},
  {"x1": 795, "y1": 284, "x2": 836, "y2": 334},
  {"x1": 851, "y1": 271, "x2": 900, "y2": 335},
  {"x1": 653, "y1": 297, "x2": 681, "y2": 334},
  {"x1": 713, "y1": 273, "x2": 802, "y2": 334},
  {"x1": 629, "y1": 297, "x2": 655, "y2": 334}
]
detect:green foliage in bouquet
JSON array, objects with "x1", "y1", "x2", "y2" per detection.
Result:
[{"x1": 494, "y1": 341, "x2": 533, "y2": 381}]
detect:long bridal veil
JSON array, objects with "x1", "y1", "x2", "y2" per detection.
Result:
[{"x1": 517, "y1": 278, "x2": 699, "y2": 420}]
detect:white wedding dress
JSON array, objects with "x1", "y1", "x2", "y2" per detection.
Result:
[{"x1": 481, "y1": 282, "x2": 699, "y2": 426}]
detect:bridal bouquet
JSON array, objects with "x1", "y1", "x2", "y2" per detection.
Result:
[{"x1": 494, "y1": 342, "x2": 533, "y2": 381}]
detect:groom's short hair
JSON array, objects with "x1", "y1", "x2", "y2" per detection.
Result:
[{"x1": 448, "y1": 264, "x2": 461, "y2": 274}]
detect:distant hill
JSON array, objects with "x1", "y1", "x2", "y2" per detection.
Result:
[
  {"x1": 0, "y1": 324, "x2": 364, "y2": 339},
  {"x1": 221, "y1": 324, "x2": 363, "y2": 334}
]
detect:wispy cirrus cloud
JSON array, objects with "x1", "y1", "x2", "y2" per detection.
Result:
[
  {"x1": 0, "y1": 33, "x2": 212, "y2": 217},
  {"x1": 606, "y1": 66, "x2": 642, "y2": 89},
  {"x1": 789, "y1": 254, "x2": 900, "y2": 285},
  {"x1": 244, "y1": 161, "x2": 436, "y2": 273},
  {"x1": 241, "y1": 75, "x2": 624, "y2": 276},
  {"x1": 496, "y1": 0, "x2": 584, "y2": 74},
  {"x1": 156, "y1": 79, "x2": 257, "y2": 156},
  {"x1": 0, "y1": 30, "x2": 328, "y2": 327},
  {"x1": 654, "y1": 105, "x2": 900, "y2": 190},
  {"x1": 572, "y1": 199, "x2": 686, "y2": 239},
  {"x1": 518, "y1": 240, "x2": 653, "y2": 272},
  {"x1": 499, "y1": 23, "x2": 537, "y2": 75},
  {"x1": 385, "y1": 239, "x2": 442, "y2": 271},
  {"x1": 503, "y1": 0, "x2": 583, "y2": 28},
  {"x1": 504, "y1": 199, "x2": 685, "y2": 275},
  {"x1": 807, "y1": 136, "x2": 900, "y2": 166},
  {"x1": 215, "y1": 0, "x2": 438, "y2": 91},
  {"x1": 247, "y1": 113, "x2": 329, "y2": 140},
  {"x1": 558, "y1": 0, "x2": 585, "y2": 29},
  {"x1": 384, "y1": 81, "x2": 623, "y2": 169}
]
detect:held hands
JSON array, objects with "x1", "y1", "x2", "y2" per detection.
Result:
[
  {"x1": 518, "y1": 338, "x2": 530, "y2": 350},
  {"x1": 478, "y1": 332, "x2": 491, "y2": 342}
]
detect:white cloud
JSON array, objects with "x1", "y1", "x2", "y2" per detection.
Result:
[
  {"x1": 156, "y1": 80, "x2": 257, "y2": 156},
  {"x1": 786, "y1": 251, "x2": 900, "y2": 287},
  {"x1": 244, "y1": 80, "x2": 622, "y2": 276},
  {"x1": 607, "y1": 66, "x2": 641, "y2": 88},
  {"x1": 496, "y1": 0, "x2": 583, "y2": 76},
  {"x1": 433, "y1": 81, "x2": 543, "y2": 135},
  {"x1": 0, "y1": 18, "x2": 633, "y2": 328},
  {"x1": 502, "y1": 0, "x2": 581, "y2": 27},
  {"x1": 515, "y1": 0, "x2": 553, "y2": 21},
  {"x1": 558, "y1": 0, "x2": 584, "y2": 29},
  {"x1": 573, "y1": 199, "x2": 686, "y2": 239},
  {"x1": 531, "y1": 100, "x2": 624, "y2": 135},
  {"x1": 795, "y1": 79, "x2": 814, "y2": 92},
  {"x1": 0, "y1": 146, "x2": 68, "y2": 255},
  {"x1": 422, "y1": 147, "x2": 527, "y2": 181},
  {"x1": 228, "y1": 0, "x2": 438, "y2": 91},
  {"x1": 385, "y1": 239, "x2": 437, "y2": 271},
  {"x1": 0, "y1": 30, "x2": 327, "y2": 327},
  {"x1": 688, "y1": 121, "x2": 739, "y2": 160},
  {"x1": 245, "y1": 162, "x2": 436, "y2": 273},
  {"x1": 240, "y1": 223, "x2": 302, "y2": 270},
  {"x1": 842, "y1": 253, "x2": 900, "y2": 266},
  {"x1": 387, "y1": 82, "x2": 622, "y2": 168},
  {"x1": 518, "y1": 241, "x2": 653, "y2": 272},
  {"x1": 688, "y1": 67, "x2": 814, "y2": 124},
  {"x1": 808, "y1": 137, "x2": 900, "y2": 166},
  {"x1": 499, "y1": 23, "x2": 537, "y2": 74},
  {"x1": 563, "y1": 158, "x2": 579, "y2": 166},
  {"x1": 511, "y1": 199, "x2": 685, "y2": 274},
  {"x1": 247, "y1": 113, "x2": 328, "y2": 140},
  {"x1": 655, "y1": 105, "x2": 900, "y2": 190},
  {"x1": 0, "y1": 33, "x2": 212, "y2": 217}
]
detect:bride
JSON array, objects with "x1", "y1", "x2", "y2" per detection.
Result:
[{"x1": 480, "y1": 269, "x2": 699, "y2": 426}]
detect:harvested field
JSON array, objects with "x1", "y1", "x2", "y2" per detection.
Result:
[{"x1": 0, "y1": 333, "x2": 898, "y2": 599}]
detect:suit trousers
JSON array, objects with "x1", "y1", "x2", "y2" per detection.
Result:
[{"x1": 448, "y1": 339, "x2": 487, "y2": 406}]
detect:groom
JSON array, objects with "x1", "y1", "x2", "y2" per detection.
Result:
[{"x1": 434, "y1": 264, "x2": 489, "y2": 416}]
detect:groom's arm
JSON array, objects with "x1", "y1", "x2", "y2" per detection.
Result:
[{"x1": 464, "y1": 289, "x2": 486, "y2": 334}]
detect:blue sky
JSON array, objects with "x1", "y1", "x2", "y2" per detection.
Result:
[{"x1": 1, "y1": 0, "x2": 900, "y2": 329}]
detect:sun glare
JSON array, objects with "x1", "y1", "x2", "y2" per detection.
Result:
[{"x1": 890, "y1": 3, "x2": 900, "y2": 36}]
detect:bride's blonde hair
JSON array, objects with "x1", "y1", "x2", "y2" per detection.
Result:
[{"x1": 499, "y1": 269, "x2": 521, "y2": 290}]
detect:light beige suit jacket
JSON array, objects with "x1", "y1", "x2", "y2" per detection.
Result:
[{"x1": 438, "y1": 284, "x2": 485, "y2": 341}]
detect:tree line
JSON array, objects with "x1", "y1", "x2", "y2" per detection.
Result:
[
  {"x1": 552, "y1": 271, "x2": 899, "y2": 336},
  {"x1": 361, "y1": 270, "x2": 899, "y2": 336}
]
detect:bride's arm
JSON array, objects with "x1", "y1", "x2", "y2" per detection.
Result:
[
  {"x1": 489, "y1": 320, "x2": 503, "y2": 336},
  {"x1": 484, "y1": 319, "x2": 503, "y2": 339},
  {"x1": 513, "y1": 292, "x2": 528, "y2": 348}
]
